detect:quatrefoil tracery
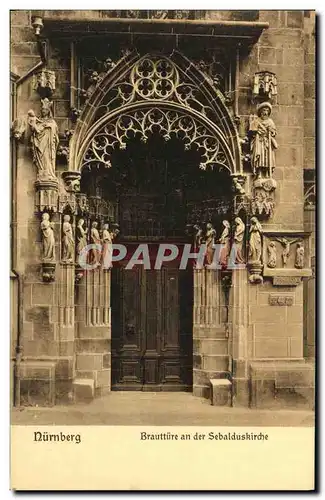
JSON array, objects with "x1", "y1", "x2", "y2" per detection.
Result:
[{"x1": 93, "y1": 55, "x2": 215, "y2": 123}]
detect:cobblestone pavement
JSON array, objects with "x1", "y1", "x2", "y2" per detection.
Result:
[{"x1": 11, "y1": 392, "x2": 314, "y2": 426}]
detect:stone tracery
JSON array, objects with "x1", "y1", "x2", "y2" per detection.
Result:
[
  {"x1": 72, "y1": 53, "x2": 241, "y2": 175},
  {"x1": 82, "y1": 107, "x2": 229, "y2": 172}
]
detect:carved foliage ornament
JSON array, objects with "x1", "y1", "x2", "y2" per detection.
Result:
[{"x1": 269, "y1": 294, "x2": 293, "y2": 306}]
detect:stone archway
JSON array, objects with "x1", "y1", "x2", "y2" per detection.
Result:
[
  {"x1": 69, "y1": 51, "x2": 242, "y2": 397},
  {"x1": 70, "y1": 51, "x2": 243, "y2": 176}
]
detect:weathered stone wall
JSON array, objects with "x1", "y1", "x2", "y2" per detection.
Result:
[
  {"x1": 239, "y1": 10, "x2": 307, "y2": 231},
  {"x1": 302, "y1": 12, "x2": 315, "y2": 361},
  {"x1": 11, "y1": 10, "x2": 73, "y2": 404}
]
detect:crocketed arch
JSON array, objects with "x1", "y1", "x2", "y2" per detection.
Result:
[{"x1": 70, "y1": 50, "x2": 242, "y2": 175}]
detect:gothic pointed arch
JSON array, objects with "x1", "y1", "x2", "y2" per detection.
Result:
[{"x1": 69, "y1": 50, "x2": 242, "y2": 175}]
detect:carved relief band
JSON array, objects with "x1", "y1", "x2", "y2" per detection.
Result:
[{"x1": 269, "y1": 294, "x2": 294, "y2": 306}]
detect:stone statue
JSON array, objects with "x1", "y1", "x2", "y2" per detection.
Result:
[
  {"x1": 41, "y1": 212, "x2": 55, "y2": 262},
  {"x1": 90, "y1": 221, "x2": 101, "y2": 265},
  {"x1": 62, "y1": 215, "x2": 74, "y2": 263},
  {"x1": 193, "y1": 224, "x2": 203, "y2": 251},
  {"x1": 205, "y1": 222, "x2": 217, "y2": 266},
  {"x1": 267, "y1": 241, "x2": 277, "y2": 268},
  {"x1": 248, "y1": 217, "x2": 263, "y2": 263},
  {"x1": 249, "y1": 102, "x2": 277, "y2": 178},
  {"x1": 276, "y1": 237, "x2": 300, "y2": 266},
  {"x1": 102, "y1": 223, "x2": 112, "y2": 264},
  {"x1": 102, "y1": 223, "x2": 119, "y2": 266},
  {"x1": 278, "y1": 238, "x2": 290, "y2": 266},
  {"x1": 76, "y1": 219, "x2": 88, "y2": 257},
  {"x1": 27, "y1": 98, "x2": 59, "y2": 181},
  {"x1": 234, "y1": 217, "x2": 245, "y2": 264},
  {"x1": 295, "y1": 242, "x2": 305, "y2": 269},
  {"x1": 218, "y1": 220, "x2": 231, "y2": 268}
]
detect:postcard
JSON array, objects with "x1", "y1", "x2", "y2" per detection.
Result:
[{"x1": 10, "y1": 8, "x2": 315, "y2": 491}]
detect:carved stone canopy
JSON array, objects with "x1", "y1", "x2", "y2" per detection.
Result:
[
  {"x1": 252, "y1": 71, "x2": 277, "y2": 102},
  {"x1": 33, "y1": 69, "x2": 56, "y2": 98},
  {"x1": 35, "y1": 178, "x2": 59, "y2": 213}
]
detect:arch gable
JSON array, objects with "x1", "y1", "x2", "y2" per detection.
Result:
[{"x1": 70, "y1": 51, "x2": 242, "y2": 175}]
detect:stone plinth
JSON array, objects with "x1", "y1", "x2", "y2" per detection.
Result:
[
  {"x1": 19, "y1": 360, "x2": 56, "y2": 406},
  {"x1": 210, "y1": 379, "x2": 232, "y2": 406}
]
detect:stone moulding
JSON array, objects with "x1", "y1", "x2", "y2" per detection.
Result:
[
  {"x1": 272, "y1": 276, "x2": 302, "y2": 287},
  {"x1": 264, "y1": 268, "x2": 312, "y2": 278}
]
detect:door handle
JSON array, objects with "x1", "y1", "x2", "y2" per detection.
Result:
[{"x1": 125, "y1": 323, "x2": 135, "y2": 336}]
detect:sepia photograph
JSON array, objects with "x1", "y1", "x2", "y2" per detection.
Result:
[{"x1": 9, "y1": 7, "x2": 316, "y2": 490}]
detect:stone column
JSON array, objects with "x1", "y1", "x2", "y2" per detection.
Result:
[
  {"x1": 193, "y1": 268, "x2": 229, "y2": 399},
  {"x1": 229, "y1": 268, "x2": 249, "y2": 406},
  {"x1": 75, "y1": 266, "x2": 111, "y2": 396}
]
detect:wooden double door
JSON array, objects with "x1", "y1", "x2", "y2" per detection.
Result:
[{"x1": 111, "y1": 266, "x2": 193, "y2": 391}]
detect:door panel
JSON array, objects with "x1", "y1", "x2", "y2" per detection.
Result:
[{"x1": 111, "y1": 267, "x2": 192, "y2": 390}]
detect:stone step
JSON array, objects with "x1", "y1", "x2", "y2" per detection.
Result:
[
  {"x1": 73, "y1": 378, "x2": 95, "y2": 403},
  {"x1": 210, "y1": 378, "x2": 232, "y2": 406},
  {"x1": 19, "y1": 360, "x2": 56, "y2": 407},
  {"x1": 193, "y1": 384, "x2": 210, "y2": 400},
  {"x1": 76, "y1": 368, "x2": 111, "y2": 389},
  {"x1": 194, "y1": 338, "x2": 228, "y2": 355},
  {"x1": 193, "y1": 368, "x2": 231, "y2": 387}
]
